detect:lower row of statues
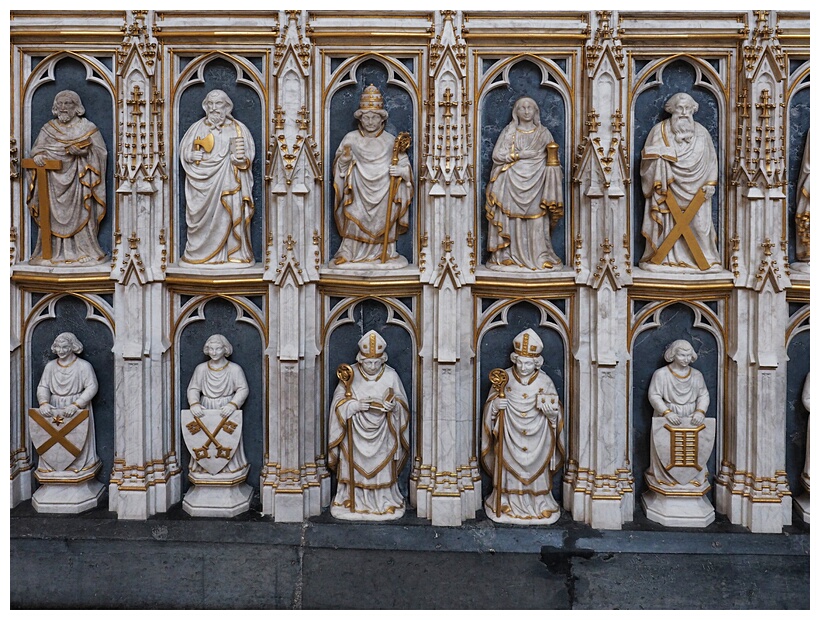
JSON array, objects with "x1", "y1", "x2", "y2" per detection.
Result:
[
  {"x1": 22, "y1": 88, "x2": 810, "y2": 274},
  {"x1": 27, "y1": 330, "x2": 811, "y2": 527}
]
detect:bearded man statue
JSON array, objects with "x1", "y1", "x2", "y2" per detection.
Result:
[{"x1": 639, "y1": 92, "x2": 721, "y2": 272}]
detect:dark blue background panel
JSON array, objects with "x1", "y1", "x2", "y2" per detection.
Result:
[
  {"x1": 177, "y1": 57, "x2": 265, "y2": 264},
  {"x1": 29, "y1": 57, "x2": 115, "y2": 259},
  {"x1": 631, "y1": 302, "x2": 720, "y2": 500},
  {"x1": 177, "y1": 296, "x2": 265, "y2": 491}
]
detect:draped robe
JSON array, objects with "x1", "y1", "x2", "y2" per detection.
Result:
[
  {"x1": 186, "y1": 361, "x2": 249, "y2": 476},
  {"x1": 328, "y1": 363, "x2": 409, "y2": 516},
  {"x1": 795, "y1": 133, "x2": 810, "y2": 263},
  {"x1": 35, "y1": 358, "x2": 100, "y2": 475},
  {"x1": 646, "y1": 365, "x2": 710, "y2": 489},
  {"x1": 485, "y1": 123, "x2": 563, "y2": 269},
  {"x1": 639, "y1": 120, "x2": 720, "y2": 269},
  {"x1": 332, "y1": 130, "x2": 413, "y2": 264},
  {"x1": 27, "y1": 117, "x2": 107, "y2": 264},
  {"x1": 180, "y1": 117, "x2": 255, "y2": 265},
  {"x1": 481, "y1": 368, "x2": 565, "y2": 521}
]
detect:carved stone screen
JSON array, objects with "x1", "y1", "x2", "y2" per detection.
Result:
[{"x1": 9, "y1": 10, "x2": 809, "y2": 532}]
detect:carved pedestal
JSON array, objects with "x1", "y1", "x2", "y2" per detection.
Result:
[
  {"x1": 183, "y1": 478, "x2": 253, "y2": 518},
  {"x1": 33, "y1": 468, "x2": 104, "y2": 514},
  {"x1": 642, "y1": 418, "x2": 717, "y2": 527}
]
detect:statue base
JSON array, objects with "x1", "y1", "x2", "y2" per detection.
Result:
[
  {"x1": 637, "y1": 261, "x2": 724, "y2": 274},
  {"x1": 641, "y1": 490, "x2": 715, "y2": 527},
  {"x1": 31, "y1": 478, "x2": 104, "y2": 514},
  {"x1": 484, "y1": 498, "x2": 561, "y2": 525},
  {"x1": 791, "y1": 261, "x2": 810, "y2": 274},
  {"x1": 794, "y1": 493, "x2": 810, "y2": 524},
  {"x1": 330, "y1": 502, "x2": 405, "y2": 521},
  {"x1": 182, "y1": 481, "x2": 253, "y2": 518},
  {"x1": 27, "y1": 254, "x2": 107, "y2": 267},
  {"x1": 485, "y1": 261, "x2": 565, "y2": 273},
  {"x1": 175, "y1": 259, "x2": 256, "y2": 270},
  {"x1": 328, "y1": 255, "x2": 409, "y2": 270}
]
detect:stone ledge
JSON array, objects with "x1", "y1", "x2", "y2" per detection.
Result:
[{"x1": 11, "y1": 498, "x2": 809, "y2": 557}]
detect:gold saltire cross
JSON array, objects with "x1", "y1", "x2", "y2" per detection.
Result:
[{"x1": 649, "y1": 188, "x2": 710, "y2": 270}]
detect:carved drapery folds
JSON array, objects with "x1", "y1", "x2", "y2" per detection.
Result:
[{"x1": 9, "y1": 10, "x2": 809, "y2": 533}]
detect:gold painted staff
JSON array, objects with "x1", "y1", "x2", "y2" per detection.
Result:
[
  {"x1": 489, "y1": 368, "x2": 509, "y2": 518},
  {"x1": 380, "y1": 131, "x2": 411, "y2": 263},
  {"x1": 336, "y1": 363, "x2": 356, "y2": 513}
]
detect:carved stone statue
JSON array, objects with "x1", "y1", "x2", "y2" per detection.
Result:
[
  {"x1": 328, "y1": 330, "x2": 410, "y2": 520},
  {"x1": 331, "y1": 84, "x2": 413, "y2": 268},
  {"x1": 642, "y1": 339, "x2": 717, "y2": 527},
  {"x1": 639, "y1": 92, "x2": 721, "y2": 272},
  {"x1": 793, "y1": 130, "x2": 810, "y2": 272},
  {"x1": 485, "y1": 97, "x2": 564, "y2": 271},
  {"x1": 25, "y1": 90, "x2": 107, "y2": 266},
  {"x1": 795, "y1": 371, "x2": 810, "y2": 523},
  {"x1": 180, "y1": 90, "x2": 255, "y2": 266},
  {"x1": 181, "y1": 334, "x2": 252, "y2": 517},
  {"x1": 28, "y1": 332, "x2": 103, "y2": 512},
  {"x1": 481, "y1": 329, "x2": 565, "y2": 524}
]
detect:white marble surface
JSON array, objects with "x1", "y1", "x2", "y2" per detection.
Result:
[
  {"x1": 795, "y1": 494, "x2": 810, "y2": 524},
  {"x1": 32, "y1": 479, "x2": 104, "y2": 514},
  {"x1": 641, "y1": 493, "x2": 715, "y2": 528},
  {"x1": 182, "y1": 482, "x2": 253, "y2": 518}
]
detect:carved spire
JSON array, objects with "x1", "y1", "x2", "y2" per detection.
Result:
[
  {"x1": 116, "y1": 10, "x2": 165, "y2": 187},
  {"x1": 424, "y1": 11, "x2": 471, "y2": 192},
  {"x1": 584, "y1": 10, "x2": 624, "y2": 76},
  {"x1": 743, "y1": 10, "x2": 786, "y2": 77}
]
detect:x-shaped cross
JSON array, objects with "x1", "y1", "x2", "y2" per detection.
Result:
[
  {"x1": 186, "y1": 415, "x2": 235, "y2": 460},
  {"x1": 649, "y1": 188, "x2": 710, "y2": 270},
  {"x1": 28, "y1": 408, "x2": 88, "y2": 457}
]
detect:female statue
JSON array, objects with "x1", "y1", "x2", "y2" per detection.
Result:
[{"x1": 485, "y1": 96, "x2": 564, "y2": 271}]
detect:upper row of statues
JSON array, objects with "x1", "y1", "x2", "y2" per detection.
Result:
[{"x1": 24, "y1": 86, "x2": 810, "y2": 272}]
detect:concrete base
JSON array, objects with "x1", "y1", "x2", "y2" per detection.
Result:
[
  {"x1": 10, "y1": 504, "x2": 810, "y2": 609},
  {"x1": 183, "y1": 482, "x2": 252, "y2": 518},
  {"x1": 794, "y1": 493, "x2": 810, "y2": 524},
  {"x1": 31, "y1": 479, "x2": 104, "y2": 514},
  {"x1": 642, "y1": 491, "x2": 715, "y2": 528}
]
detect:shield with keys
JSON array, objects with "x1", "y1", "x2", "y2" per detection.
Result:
[
  {"x1": 181, "y1": 409, "x2": 243, "y2": 475},
  {"x1": 28, "y1": 408, "x2": 90, "y2": 471}
]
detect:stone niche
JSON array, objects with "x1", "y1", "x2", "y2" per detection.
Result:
[{"x1": 9, "y1": 9, "x2": 809, "y2": 533}]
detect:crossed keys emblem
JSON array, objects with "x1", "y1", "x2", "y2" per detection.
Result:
[{"x1": 186, "y1": 415, "x2": 238, "y2": 461}]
